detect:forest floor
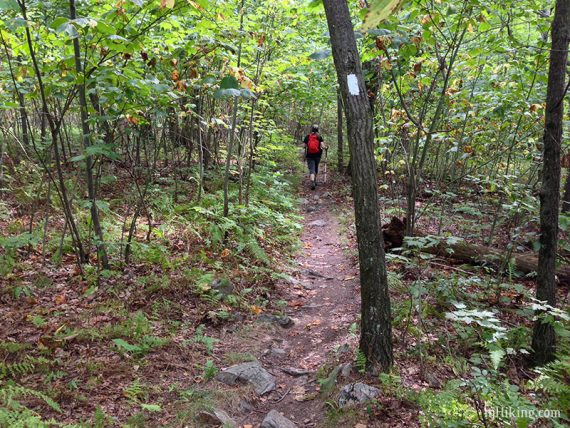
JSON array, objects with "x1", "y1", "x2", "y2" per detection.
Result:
[{"x1": 2, "y1": 157, "x2": 569, "y2": 427}]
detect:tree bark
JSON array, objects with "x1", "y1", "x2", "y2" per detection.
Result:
[
  {"x1": 223, "y1": 0, "x2": 246, "y2": 217},
  {"x1": 532, "y1": 0, "x2": 570, "y2": 366},
  {"x1": 381, "y1": 218, "x2": 570, "y2": 286},
  {"x1": 323, "y1": 0, "x2": 393, "y2": 371}
]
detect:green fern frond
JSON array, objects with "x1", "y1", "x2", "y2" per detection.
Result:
[{"x1": 356, "y1": 350, "x2": 367, "y2": 374}]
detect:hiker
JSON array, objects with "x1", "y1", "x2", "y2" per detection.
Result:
[{"x1": 303, "y1": 125, "x2": 327, "y2": 190}]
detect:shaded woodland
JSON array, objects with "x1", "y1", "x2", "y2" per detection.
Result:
[{"x1": 0, "y1": 0, "x2": 569, "y2": 426}]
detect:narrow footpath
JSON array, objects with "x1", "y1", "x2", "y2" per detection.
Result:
[{"x1": 215, "y1": 176, "x2": 363, "y2": 428}]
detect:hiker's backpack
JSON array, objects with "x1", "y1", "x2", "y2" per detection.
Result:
[{"x1": 307, "y1": 133, "x2": 321, "y2": 155}]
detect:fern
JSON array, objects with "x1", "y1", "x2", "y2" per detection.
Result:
[
  {"x1": 0, "y1": 353, "x2": 61, "y2": 426},
  {"x1": 123, "y1": 379, "x2": 147, "y2": 403},
  {"x1": 0, "y1": 356, "x2": 49, "y2": 379},
  {"x1": 0, "y1": 342, "x2": 32, "y2": 354},
  {"x1": 0, "y1": 381, "x2": 61, "y2": 427},
  {"x1": 355, "y1": 350, "x2": 367, "y2": 374},
  {"x1": 202, "y1": 292, "x2": 222, "y2": 306},
  {"x1": 531, "y1": 358, "x2": 570, "y2": 418},
  {"x1": 246, "y1": 239, "x2": 269, "y2": 264},
  {"x1": 202, "y1": 360, "x2": 218, "y2": 380}
]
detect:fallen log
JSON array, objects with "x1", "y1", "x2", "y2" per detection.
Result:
[{"x1": 382, "y1": 217, "x2": 570, "y2": 286}]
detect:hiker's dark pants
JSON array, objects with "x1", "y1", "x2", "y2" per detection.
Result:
[{"x1": 307, "y1": 156, "x2": 321, "y2": 175}]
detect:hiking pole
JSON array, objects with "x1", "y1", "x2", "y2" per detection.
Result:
[{"x1": 322, "y1": 148, "x2": 328, "y2": 184}]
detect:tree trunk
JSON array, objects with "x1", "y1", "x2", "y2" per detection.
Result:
[
  {"x1": 70, "y1": 0, "x2": 109, "y2": 269},
  {"x1": 20, "y1": 0, "x2": 86, "y2": 267},
  {"x1": 532, "y1": 0, "x2": 570, "y2": 366},
  {"x1": 323, "y1": 0, "x2": 393, "y2": 371},
  {"x1": 223, "y1": 0, "x2": 245, "y2": 217},
  {"x1": 381, "y1": 218, "x2": 570, "y2": 286}
]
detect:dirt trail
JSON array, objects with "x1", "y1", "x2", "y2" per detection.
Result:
[{"x1": 239, "y1": 177, "x2": 361, "y2": 427}]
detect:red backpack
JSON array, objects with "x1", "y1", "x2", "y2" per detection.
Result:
[{"x1": 307, "y1": 133, "x2": 321, "y2": 154}]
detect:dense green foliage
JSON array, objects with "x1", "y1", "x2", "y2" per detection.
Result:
[{"x1": 0, "y1": 0, "x2": 569, "y2": 426}]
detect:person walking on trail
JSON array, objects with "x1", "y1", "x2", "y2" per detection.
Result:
[{"x1": 303, "y1": 125, "x2": 327, "y2": 190}]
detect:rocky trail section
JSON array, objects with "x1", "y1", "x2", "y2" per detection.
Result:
[{"x1": 210, "y1": 180, "x2": 368, "y2": 427}]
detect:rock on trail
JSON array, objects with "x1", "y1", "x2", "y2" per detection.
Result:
[{"x1": 215, "y1": 361, "x2": 276, "y2": 395}]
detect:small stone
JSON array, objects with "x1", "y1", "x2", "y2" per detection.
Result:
[
  {"x1": 215, "y1": 362, "x2": 276, "y2": 395},
  {"x1": 322, "y1": 192, "x2": 332, "y2": 198},
  {"x1": 340, "y1": 363, "x2": 352, "y2": 379},
  {"x1": 270, "y1": 348, "x2": 287, "y2": 357},
  {"x1": 338, "y1": 382, "x2": 380, "y2": 407},
  {"x1": 197, "y1": 408, "x2": 237, "y2": 427},
  {"x1": 423, "y1": 372, "x2": 442, "y2": 389},
  {"x1": 276, "y1": 316, "x2": 294, "y2": 328},
  {"x1": 261, "y1": 410, "x2": 298, "y2": 428},
  {"x1": 299, "y1": 269, "x2": 331, "y2": 279},
  {"x1": 239, "y1": 399, "x2": 254, "y2": 414},
  {"x1": 284, "y1": 276, "x2": 299, "y2": 285},
  {"x1": 281, "y1": 367, "x2": 313, "y2": 377},
  {"x1": 309, "y1": 219, "x2": 327, "y2": 227},
  {"x1": 257, "y1": 314, "x2": 294, "y2": 328},
  {"x1": 305, "y1": 206, "x2": 317, "y2": 213}
]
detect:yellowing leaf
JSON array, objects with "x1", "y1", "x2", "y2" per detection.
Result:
[
  {"x1": 250, "y1": 305, "x2": 262, "y2": 315},
  {"x1": 187, "y1": 0, "x2": 204, "y2": 10},
  {"x1": 362, "y1": 0, "x2": 406, "y2": 30},
  {"x1": 161, "y1": 0, "x2": 175, "y2": 8}
]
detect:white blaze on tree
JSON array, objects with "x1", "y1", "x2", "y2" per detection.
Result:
[{"x1": 347, "y1": 74, "x2": 360, "y2": 95}]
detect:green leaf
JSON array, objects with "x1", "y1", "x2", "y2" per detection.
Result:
[
  {"x1": 0, "y1": 101, "x2": 21, "y2": 109},
  {"x1": 112, "y1": 338, "x2": 142, "y2": 353},
  {"x1": 107, "y1": 34, "x2": 129, "y2": 43},
  {"x1": 56, "y1": 22, "x2": 79, "y2": 39},
  {"x1": 240, "y1": 88, "x2": 256, "y2": 99},
  {"x1": 214, "y1": 88, "x2": 241, "y2": 99},
  {"x1": 362, "y1": 0, "x2": 406, "y2": 30},
  {"x1": 95, "y1": 21, "x2": 114, "y2": 35},
  {"x1": 0, "y1": 0, "x2": 19, "y2": 11},
  {"x1": 307, "y1": 0, "x2": 323, "y2": 10},
  {"x1": 69, "y1": 154, "x2": 86, "y2": 162},
  {"x1": 72, "y1": 17, "x2": 91, "y2": 27},
  {"x1": 309, "y1": 49, "x2": 331, "y2": 60},
  {"x1": 141, "y1": 403, "x2": 162, "y2": 412},
  {"x1": 478, "y1": 21, "x2": 492, "y2": 32},
  {"x1": 367, "y1": 28, "x2": 392, "y2": 36},
  {"x1": 489, "y1": 348, "x2": 505, "y2": 370},
  {"x1": 219, "y1": 75, "x2": 239, "y2": 89}
]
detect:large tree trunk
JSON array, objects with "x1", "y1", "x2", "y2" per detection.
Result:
[
  {"x1": 323, "y1": 0, "x2": 393, "y2": 371},
  {"x1": 532, "y1": 0, "x2": 570, "y2": 366}
]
